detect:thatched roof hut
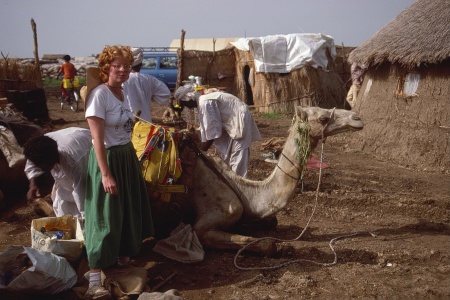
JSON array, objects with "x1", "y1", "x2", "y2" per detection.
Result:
[
  {"x1": 349, "y1": 1, "x2": 450, "y2": 67},
  {"x1": 177, "y1": 34, "x2": 350, "y2": 114},
  {"x1": 348, "y1": 0, "x2": 450, "y2": 172}
]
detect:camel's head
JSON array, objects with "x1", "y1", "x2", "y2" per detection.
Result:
[{"x1": 294, "y1": 106, "x2": 364, "y2": 140}]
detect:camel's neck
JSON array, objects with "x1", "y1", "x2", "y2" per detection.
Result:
[{"x1": 233, "y1": 127, "x2": 308, "y2": 219}]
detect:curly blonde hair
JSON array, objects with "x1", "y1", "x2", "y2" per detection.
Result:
[{"x1": 97, "y1": 45, "x2": 134, "y2": 82}]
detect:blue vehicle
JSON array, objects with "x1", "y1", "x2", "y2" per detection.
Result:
[{"x1": 139, "y1": 48, "x2": 178, "y2": 91}]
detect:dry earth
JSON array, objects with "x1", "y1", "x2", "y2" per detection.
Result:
[{"x1": 0, "y1": 87, "x2": 449, "y2": 299}]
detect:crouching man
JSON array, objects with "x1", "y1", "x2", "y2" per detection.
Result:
[
  {"x1": 188, "y1": 88, "x2": 261, "y2": 178},
  {"x1": 23, "y1": 127, "x2": 91, "y2": 220}
]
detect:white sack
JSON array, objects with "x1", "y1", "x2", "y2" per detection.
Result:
[
  {"x1": 153, "y1": 223, "x2": 204, "y2": 263},
  {"x1": 0, "y1": 245, "x2": 77, "y2": 294}
]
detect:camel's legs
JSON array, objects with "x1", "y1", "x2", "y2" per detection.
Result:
[
  {"x1": 192, "y1": 188, "x2": 279, "y2": 256},
  {"x1": 200, "y1": 229, "x2": 279, "y2": 256}
]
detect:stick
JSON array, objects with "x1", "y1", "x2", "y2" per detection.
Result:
[{"x1": 150, "y1": 271, "x2": 177, "y2": 292}]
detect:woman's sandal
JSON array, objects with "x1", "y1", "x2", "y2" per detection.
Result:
[{"x1": 116, "y1": 257, "x2": 138, "y2": 268}]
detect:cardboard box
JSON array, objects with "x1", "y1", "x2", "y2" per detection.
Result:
[{"x1": 31, "y1": 215, "x2": 85, "y2": 261}]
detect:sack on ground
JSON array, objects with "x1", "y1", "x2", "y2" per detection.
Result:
[
  {"x1": 153, "y1": 222, "x2": 204, "y2": 263},
  {"x1": 0, "y1": 245, "x2": 77, "y2": 294},
  {"x1": 104, "y1": 267, "x2": 149, "y2": 298},
  {"x1": 0, "y1": 125, "x2": 26, "y2": 168},
  {"x1": 138, "y1": 289, "x2": 183, "y2": 300},
  {"x1": 31, "y1": 214, "x2": 84, "y2": 261}
]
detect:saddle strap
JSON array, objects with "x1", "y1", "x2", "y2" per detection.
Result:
[
  {"x1": 148, "y1": 184, "x2": 187, "y2": 194},
  {"x1": 186, "y1": 138, "x2": 244, "y2": 203}
]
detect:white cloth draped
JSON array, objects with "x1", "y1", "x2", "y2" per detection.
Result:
[{"x1": 231, "y1": 33, "x2": 336, "y2": 73}]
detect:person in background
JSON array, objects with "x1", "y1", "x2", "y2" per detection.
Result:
[
  {"x1": 123, "y1": 47, "x2": 171, "y2": 122},
  {"x1": 191, "y1": 88, "x2": 261, "y2": 178},
  {"x1": 57, "y1": 54, "x2": 77, "y2": 100},
  {"x1": 171, "y1": 75, "x2": 197, "y2": 129},
  {"x1": 173, "y1": 75, "x2": 196, "y2": 103},
  {"x1": 346, "y1": 62, "x2": 367, "y2": 108},
  {"x1": 83, "y1": 45, "x2": 154, "y2": 299},
  {"x1": 23, "y1": 127, "x2": 91, "y2": 220}
]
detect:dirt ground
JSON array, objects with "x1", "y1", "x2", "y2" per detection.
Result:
[{"x1": 0, "y1": 87, "x2": 449, "y2": 299}]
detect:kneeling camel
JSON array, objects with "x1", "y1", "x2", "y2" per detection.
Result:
[{"x1": 152, "y1": 106, "x2": 364, "y2": 256}]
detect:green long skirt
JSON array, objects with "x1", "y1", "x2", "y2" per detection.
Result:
[{"x1": 84, "y1": 142, "x2": 154, "y2": 269}]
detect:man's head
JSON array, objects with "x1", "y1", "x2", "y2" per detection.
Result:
[
  {"x1": 180, "y1": 99, "x2": 197, "y2": 109},
  {"x1": 63, "y1": 55, "x2": 71, "y2": 62},
  {"x1": 23, "y1": 135, "x2": 59, "y2": 172},
  {"x1": 131, "y1": 47, "x2": 144, "y2": 71}
]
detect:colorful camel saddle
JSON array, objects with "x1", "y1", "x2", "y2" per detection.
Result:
[{"x1": 131, "y1": 121, "x2": 184, "y2": 201}]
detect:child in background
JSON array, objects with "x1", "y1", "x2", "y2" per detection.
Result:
[{"x1": 57, "y1": 55, "x2": 77, "y2": 99}]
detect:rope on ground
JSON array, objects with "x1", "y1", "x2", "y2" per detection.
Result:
[{"x1": 234, "y1": 109, "x2": 376, "y2": 270}]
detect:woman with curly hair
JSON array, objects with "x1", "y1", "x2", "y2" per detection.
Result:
[{"x1": 83, "y1": 45, "x2": 154, "y2": 299}]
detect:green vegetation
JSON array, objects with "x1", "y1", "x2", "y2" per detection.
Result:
[
  {"x1": 261, "y1": 112, "x2": 283, "y2": 119},
  {"x1": 42, "y1": 77, "x2": 60, "y2": 88},
  {"x1": 43, "y1": 76, "x2": 86, "y2": 88}
]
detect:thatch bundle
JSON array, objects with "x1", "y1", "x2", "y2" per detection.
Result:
[
  {"x1": 349, "y1": 0, "x2": 450, "y2": 68},
  {"x1": 0, "y1": 59, "x2": 42, "y2": 92}
]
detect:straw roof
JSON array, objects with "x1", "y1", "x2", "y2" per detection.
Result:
[{"x1": 348, "y1": 0, "x2": 450, "y2": 68}]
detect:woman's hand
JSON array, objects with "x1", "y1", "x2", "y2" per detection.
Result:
[{"x1": 102, "y1": 173, "x2": 118, "y2": 195}]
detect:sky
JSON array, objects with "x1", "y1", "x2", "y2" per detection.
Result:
[{"x1": 0, "y1": 0, "x2": 416, "y2": 59}]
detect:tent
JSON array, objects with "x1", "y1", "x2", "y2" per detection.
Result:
[{"x1": 348, "y1": 0, "x2": 450, "y2": 172}]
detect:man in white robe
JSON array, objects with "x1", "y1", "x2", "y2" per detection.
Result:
[
  {"x1": 123, "y1": 47, "x2": 171, "y2": 122},
  {"x1": 196, "y1": 91, "x2": 261, "y2": 177},
  {"x1": 23, "y1": 127, "x2": 91, "y2": 219}
]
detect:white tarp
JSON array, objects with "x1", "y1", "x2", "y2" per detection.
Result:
[
  {"x1": 231, "y1": 33, "x2": 336, "y2": 73},
  {"x1": 170, "y1": 38, "x2": 239, "y2": 51}
]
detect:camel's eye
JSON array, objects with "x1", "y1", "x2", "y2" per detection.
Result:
[{"x1": 318, "y1": 116, "x2": 330, "y2": 124}]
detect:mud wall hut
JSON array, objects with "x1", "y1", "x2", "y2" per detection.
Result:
[
  {"x1": 348, "y1": 0, "x2": 450, "y2": 172},
  {"x1": 175, "y1": 34, "x2": 351, "y2": 114}
]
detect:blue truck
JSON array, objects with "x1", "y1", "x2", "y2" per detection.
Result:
[{"x1": 139, "y1": 47, "x2": 178, "y2": 91}]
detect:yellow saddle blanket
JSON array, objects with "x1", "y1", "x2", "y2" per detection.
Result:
[{"x1": 131, "y1": 121, "x2": 183, "y2": 200}]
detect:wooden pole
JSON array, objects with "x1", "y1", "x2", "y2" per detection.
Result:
[
  {"x1": 30, "y1": 18, "x2": 43, "y2": 88},
  {"x1": 205, "y1": 38, "x2": 216, "y2": 85},
  {"x1": 176, "y1": 29, "x2": 186, "y2": 91}
]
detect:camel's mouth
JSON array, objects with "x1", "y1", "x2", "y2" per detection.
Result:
[
  {"x1": 349, "y1": 124, "x2": 364, "y2": 131},
  {"x1": 324, "y1": 118, "x2": 364, "y2": 136},
  {"x1": 349, "y1": 118, "x2": 364, "y2": 131},
  {"x1": 342, "y1": 114, "x2": 364, "y2": 132}
]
